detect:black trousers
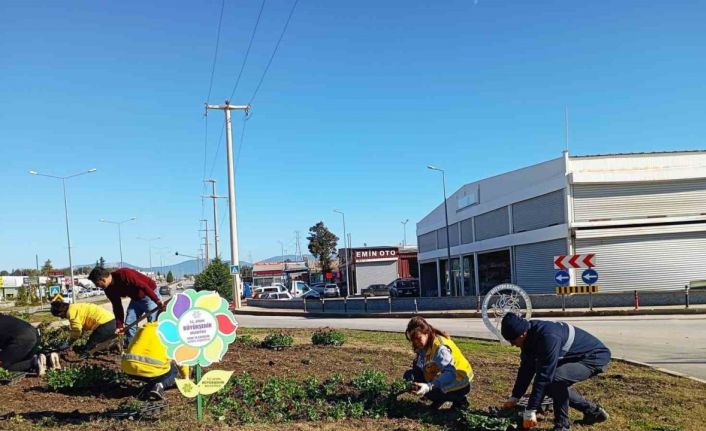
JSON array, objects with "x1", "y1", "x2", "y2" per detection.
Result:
[
  {"x1": 546, "y1": 358, "x2": 609, "y2": 428},
  {"x1": 404, "y1": 367, "x2": 470, "y2": 406},
  {"x1": 0, "y1": 328, "x2": 38, "y2": 372},
  {"x1": 83, "y1": 319, "x2": 117, "y2": 352}
]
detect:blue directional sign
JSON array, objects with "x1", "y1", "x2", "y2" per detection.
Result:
[
  {"x1": 582, "y1": 268, "x2": 599, "y2": 285},
  {"x1": 230, "y1": 265, "x2": 240, "y2": 275},
  {"x1": 49, "y1": 285, "x2": 61, "y2": 296},
  {"x1": 555, "y1": 270, "x2": 570, "y2": 286}
]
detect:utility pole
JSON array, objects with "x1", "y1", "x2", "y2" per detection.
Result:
[
  {"x1": 333, "y1": 209, "x2": 351, "y2": 297},
  {"x1": 206, "y1": 100, "x2": 249, "y2": 308},
  {"x1": 200, "y1": 219, "x2": 210, "y2": 265},
  {"x1": 203, "y1": 179, "x2": 226, "y2": 259},
  {"x1": 137, "y1": 237, "x2": 161, "y2": 276},
  {"x1": 401, "y1": 219, "x2": 409, "y2": 248},
  {"x1": 295, "y1": 231, "x2": 302, "y2": 261}
]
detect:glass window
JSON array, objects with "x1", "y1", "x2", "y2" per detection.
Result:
[
  {"x1": 440, "y1": 258, "x2": 461, "y2": 296},
  {"x1": 477, "y1": 249, "x2": 511, "y2": 295},
  {"x1": 462, "y1": 255, "x2": 475, "y2": 296}
]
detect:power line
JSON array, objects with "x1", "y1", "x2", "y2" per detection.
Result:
[
  {"x1": 248, "y1": 0, "x2": 300, "y2": 105},
  {"x1": 228, "y1": 0, "x2": 267, "y2": 102}
]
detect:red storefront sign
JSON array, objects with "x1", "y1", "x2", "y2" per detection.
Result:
[{"x1": 353, "y1": 248, "x2": 398, "y2": 263}]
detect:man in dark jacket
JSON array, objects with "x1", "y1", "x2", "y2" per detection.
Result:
[
  {"x1": 89, "y1": 267, "x2": 165, "y2": 345},
  {"x1": 0, "y1": 314, "x2": 45, "y2": 375},
  {"x1": 500, "y1": 313, "x2": 610, "y2": 431}
]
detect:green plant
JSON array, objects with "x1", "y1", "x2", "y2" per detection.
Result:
[
  {"x1": 46, "y1": 365, "x2": 124, "y2": 392},
  {"x1": 261, "y1": 333, "x2": 294, "y2": 349},
  {"x1": 234, "y1": 334, "x2": 258, "y2": 347},
  {"x1": 457, "y1": 409, "x2": 518, "y2": 431},
  {"x1": 311, "y1": 328, "x2": 346, "y2": 346},
  {"x1": 37, "y1": 322, "x2": 72, "y2": 353},
  {"x1": 352, "y1": 369, "x2": 387, "y2": 398},
  {"x1": 0, "y1": 368, "x2": 12, "y2": 380}
]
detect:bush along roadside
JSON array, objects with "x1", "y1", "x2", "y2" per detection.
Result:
[
  {"x1": 46, "y1": 365, "x2": 125, "y2": 393},
  {"x1": 260, "y1": 333, "x2": 294, "y2": 350},
  {"x1": 311, "y1": 328, "x2": 346, "y2": 346}
]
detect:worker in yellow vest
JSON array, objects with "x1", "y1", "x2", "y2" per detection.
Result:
[
  {"x1": 404, "y1": 316, "x2": 474, "y2": 410},
  {"x1": 121, "y1": 322, "x2": 187, "y2": 400},
  {"x1": 51, "y1": 300, "x2": 116, "y2": 354}
]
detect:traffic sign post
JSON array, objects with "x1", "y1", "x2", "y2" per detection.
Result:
[
  {"x1": 581, "y1": 269, "x2": 599, "y2": 285},
  {"x1": 555, "y1": 270, "x2": 570, "y2": 286},
  {"x1": 230, "y1": 265, "x2": 239, "y2": 275},
  {"x1": 554, "y1": 254, "x2": 596, "y2": 270}
]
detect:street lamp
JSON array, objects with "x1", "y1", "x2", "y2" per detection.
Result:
[
  {"x1": 401, "y1": 219, "x2": 409, "y2": 248},
  {"x1": 427, "y1": 165, "x2": 453, "y2": 297},
  {"x1": 99, "y1": 217, "x2": 136, "y2": 268},
  {"x1": 30, "y1": 168, "x2": 97, "y2": 302},
  {"x1": 175, "y1": 251, "x2": 201, "y2": 274},
  {"x1": 137, "y1": 236, "x2": 161, "y2": 275},
  {"x1": 333, "y1": 209, "x2": 351, "y2": 297}
]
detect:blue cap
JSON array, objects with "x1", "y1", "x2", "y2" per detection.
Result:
[{"x1": 501, "y1": 313, "x2": 530, "y2": 341}]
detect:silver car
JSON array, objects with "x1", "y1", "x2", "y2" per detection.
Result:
[{"x1": 323, "y1": 283, "x2": 340, "y2": 298}]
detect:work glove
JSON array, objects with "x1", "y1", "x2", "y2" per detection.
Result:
[
  {"x1": 522, "y1": 410, "x2": 538, "y2": 429},
  {"x1": 157, "y1": 301, "x2": 166, "y2": 312},
  {"x1": 413, "y1": 382, "x2": 432, "y2": 396},
  {"x1": 502, "y1": 396, "x2": 518, "y2": 409}
]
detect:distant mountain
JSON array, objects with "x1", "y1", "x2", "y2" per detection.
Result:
[{"x1": 260, "y1": 254, "x2": 314, "y2": 263}]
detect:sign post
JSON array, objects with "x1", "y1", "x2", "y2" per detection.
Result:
[{"x1": 158, "y1": 289, "x2": 238, "y2": 421}]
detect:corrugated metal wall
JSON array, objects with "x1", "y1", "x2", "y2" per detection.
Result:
[
  {"x1": 355, "y1": 261, "x2": 399, "y2": 293},
  {"x1": 573, "y1": 179, "x2": 706, "y2": 222},
  {"x1": 575, "y1": 230, "x2": 706, "y2": 291},
  {"x1": 514, "y1": 239, "x2": 567, "y2": 293},
  {"x1": 513, "y1": 190, "x2": 565, "y2": 232},
  {"x1": 437, "y1": 227, "x2": 448, "y2": 249},
  {"x1": 475, "y1": 207, "x2": 510, "y2": 241},
  {"x1": 418, "y1": 231, "x2": 437, "y2": 252}
]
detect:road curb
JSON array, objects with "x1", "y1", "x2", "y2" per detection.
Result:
[
  {"x1": 233, "y1": 307, "x2": 706, "y2": 319},
  {"x1": 611, "y1": 356, "x2": 706, "y2": 385}
]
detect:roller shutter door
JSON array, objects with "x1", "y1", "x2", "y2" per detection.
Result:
[
  {"x1": 356, "y1": 261, "x2": 399, "y2": 294},
  {"x1": 514, "y1": 239, "x2": 567, "y2": 294},
  {"x1": 573, "y1": 179, "x2": 706, "y2": 222},
  {"x1": 513, "y1": 190, "x2": 565, "y2": 233},
  {"x1": 475, "y1": 207, "x2": 509, "y2": 241},
  {"x1": 575, "y1": 231, "x2": 706, "y2": 292}
]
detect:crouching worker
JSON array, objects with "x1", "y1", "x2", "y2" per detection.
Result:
[
  {"x1": 403, "y1": 316, "x2": 474, "y2": 410},
  {"x1": 0, "y1": 313, "x2": 46, "y2": 375},
  {"x1": 121, "y1": 322, "x2": 187, "y2": 400},
  {"x1": 50, "y1": 300, "x2": 116, "y2": 354},
  {"x1": 500, "y1": 313, "x2": 611, "y2": 431}
]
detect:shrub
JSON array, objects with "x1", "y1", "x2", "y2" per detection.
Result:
[
  {"x1": 46, "y1": 365, "x2": 124, "y2": 392},
  {"x1": 37, "y1": 322, "x2": 71, "y2": 353},
  {"x1": 311, "y1": 328, "x2": 345, "y2": 346},
  {"x1": 261, "y1": 333, "x2": 293, "y2": 349},
  {"x1": 457, "y1": 409, "x2": 518, "y2": 431},
  {"x1": 234, "y1": 334, "x2": 258, "y2": 347},
  {"x1": 0, "y1": 368, "x2": 12, "y2": 380}
]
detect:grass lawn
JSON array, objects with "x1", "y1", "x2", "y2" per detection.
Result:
[{"x1": 0, "y1": 328, "x2": 703, "y2": 430}]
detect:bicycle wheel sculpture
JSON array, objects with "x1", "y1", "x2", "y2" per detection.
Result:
[{"x1": 481, "y1": 283, "x2": 532, "y2": 341}]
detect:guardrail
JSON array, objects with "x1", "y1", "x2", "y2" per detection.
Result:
[{"x1": 248, "y1": 286, "x2": 706, "y2": 314}]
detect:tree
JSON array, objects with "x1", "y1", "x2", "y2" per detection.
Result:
[
  {"x1": 166, "y1": 271, "x2": 174, "y2": 283},
  {"x1": 194, "y1": 258, "x2": 232, "y2": 300},
  {"x1": 307, "y1": 221, "x2": 339, "y2": 274},
  {"x1": 41, "y1": 259, "x2": 53, "y2": 276},
  {"x1": 0, "y1": 270, "x2": 8, "y2": 276}
]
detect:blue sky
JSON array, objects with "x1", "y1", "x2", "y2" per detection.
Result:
[{"x1": 1, "y1": 0, "x2": 705, "y2": 270}]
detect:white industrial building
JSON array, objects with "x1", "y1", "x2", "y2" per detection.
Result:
[{"x1": 416, "y1": 151, "x2": 706, "y2": 296}]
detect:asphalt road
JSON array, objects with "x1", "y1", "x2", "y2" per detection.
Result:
[{"x1": 232, "y1": 313, "x2": 706, "y2": 382}]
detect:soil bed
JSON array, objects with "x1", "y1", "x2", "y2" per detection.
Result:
[{"x1": 0, "y1": 328, "x2": 704, "y2": 430}]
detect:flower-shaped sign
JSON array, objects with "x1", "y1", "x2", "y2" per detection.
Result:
[{"x1": 157, "y1": 289, "x2": 238, "y2": 367}]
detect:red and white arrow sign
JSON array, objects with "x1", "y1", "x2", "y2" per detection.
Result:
[{"x1": 554, "y1": 254, "x2": 596, "y2": 269}]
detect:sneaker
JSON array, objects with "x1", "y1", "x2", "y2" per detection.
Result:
[
  {"x1": 581, "y1": 405, "x2": 609, "y2": 425},
  {"x1": 149, "y1": 383, "x2": 165, "y2": 400},
  {"x1": 49, "y1": 353, "x2": 61, "y2": 370},
  {"x1": 37, "y1": 353, "x2": 47, "y2": 376}
]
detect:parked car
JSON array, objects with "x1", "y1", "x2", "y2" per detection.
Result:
[
  {"x1": 259, "y1": 292, "x2": 271, "y2": 299},
  {"x1": 253, "y1": 284, "x2": 288, "y2": 299},
  {"x1": 361, "y1": 283, "x2": 389, "y2": 297},
  {"x1": 323, "y1": 283, "x2": 340, "y2": 298},
  {"x1": 302, "y1": 289, "x2": 321, "y2": 300},
  {"x1": 159, "y1": 285, "x2": 172, "y2": 296},
  {"x1": 388, "y1": 278, "x2": 420, "y2": 297},
  {"x1": 266, "y1": 292, "x2": 293, "y2": 300}
]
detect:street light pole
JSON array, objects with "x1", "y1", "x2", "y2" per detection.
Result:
[
  {"x1": 427, "y1": 165, "x2": 452, "y2": 297},
  {"x1": 100, "y1": 217, "x2": 136, "y2": 268},
  {"x1": 30, "y1": 168, "x2": 97, "y2": 302},
  {"x1": 137, "y1": 236, "x2": 161, "y2": 275},
  {"x1": 401, "y1": 219, "x2": 409, "y2": 248},
  {"x1": 333, "y1": 209, "x2": 351, "y2": 297}
]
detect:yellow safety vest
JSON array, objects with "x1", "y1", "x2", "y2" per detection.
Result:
[
  {"x1": 423, "y1": 335, "x2": 474, "y2": 392},
  {"x1": 121, "y1": 322, "x2": 171, "y2": 378},
  {"x1": 67, "y1": 303, "x2": 114, "y2": 340}
]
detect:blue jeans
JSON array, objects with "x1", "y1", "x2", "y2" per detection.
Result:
[{"x1": 125, "y1": 291, "x2": 161, "y2": 344}]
